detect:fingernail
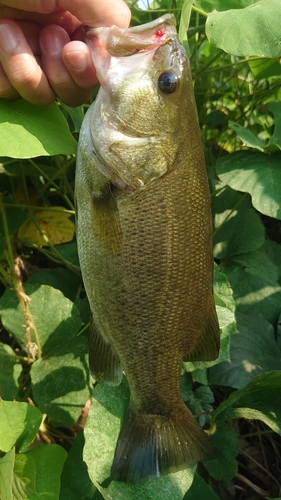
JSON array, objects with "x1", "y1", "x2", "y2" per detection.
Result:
[
  {"x1": 0, "y1": 23, "x2": 19, "y2": 52},
  {"x1": 40, "y1": 31, "x2": 64, "y2": 56},
  {"x1": 64, "y1": 51, "x2": 88, "y2": 72}
]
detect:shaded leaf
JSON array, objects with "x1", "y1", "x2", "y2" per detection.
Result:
[
  {"x1": 0, "y1": 343, "x2": 22, "y2": 400},
  {"x1": 203, "y1": 422, "x2": 238, "y2": 482},
  {"x1": 194, "y1": 0, "x2": 259, "y2": 13},
  {"x1": 18, "y1": 208, "x2": 75, "y2": 247},
  {"x1": 0, "y1": 99, "x2": 77, "y2": 158},
  {"x1": 206, "y1": 0, "x2": 281, "y2": 58},
  {"x1": 0, "y1": 401, "x2": 42, "y2": 453},
  {"x1": 211, "y1": 371, "x2": 281, "y2": 436},
  {"x1": 0, "y1": 447, "x2": 15, "y2": 500},
  {"x1": 212, "y1": 184, "x2": 265, "y2": 259},
  {"x1": 249, "y1": 58, "x2": 281, "y2": 80},
  {"x1": 0, "y1": 284, "x2": 90, "y2": 426},
  {"x1": 183, "y1": 472, "x2": 220, "y2": 499},
  {"x1": 0, "y1": 196, "x2": 28, "y2": 235},
  {"x1": 13, "y1": 445, "x2": 67, "y2": 500},
  {"x1": 221, "y1": 245, "x2": 281, "y2": 323},
  {"x1": 27, "y1": 268, "x2": 82, "y2": 302},
  {"x1": 209, "y1": 312, "x2": 281, "y2": 389},
  {"x1": 216, "y1": 150, "x2": 281, "y2": 220},
  {"x1": 60, "y1": 431, "x2": 97, "y2": 500},
  {"x1": 229, "y1": 121, "x2": 266, "y2": 151},
  {"x1": 84, "y1": 378, "x2": 196, "y2": 499}
]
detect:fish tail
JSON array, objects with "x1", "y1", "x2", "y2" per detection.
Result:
[{"x1": 111, "y1": 403, "x2": 215, "y2": 483}]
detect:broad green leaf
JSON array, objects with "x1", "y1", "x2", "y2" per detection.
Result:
[
  {"x1": 84, "y1": 378, "x2": 196, "y2": 499},
  {"x1": 59, "y1": 102, "x2": 84, "y2": 133},
  {"x1": 13, "y1": 453, "x2": 37, "y2": 499},
  {"x1": 183, "y1": 472, "x2": 220, "y2": 499},
  {"x1": 0, "y1": 284, "x2": 90, "y2": 427},
  {"x1": 31, "y1": 336, "x2": 90, "y2": 427},
  {"x1": 194, "y1": 0, "x2": 259, "y2": 13},
  {"x1": 216, "y1": 151, "x2": 281, "y2": 219},
  {"x1": 60, "y1": 431, "x2": 97, "y2": 500},
  {"x1": 27, "y1": 268, "x2": 82, "y2": 302},
  {"x1": 0, "y1": 196, "x2": 28, "y2": 235},
  {"x1": 179, "y1": 0, "x2": 193, "y2": 54},
  {"x1": 18, "y1": 208, "x2": 75, "y2": 247},
  {"x1": 0, "y1": 401, "x2": 42, "y2": 453},
  {"x1": 213, "y1": 264, "x2": 235, "y2": 312},
  {"x1": 0, "y1": 283, "x2": 82, "y2": 349},
  {"x1": 228, "y1": 122, "x2": 266, "y2": 151},
  {"x1": 206, "y1": 0, "x2": 281, "y2": 58},
  {"x1": 181, "y1": 374, "x2": 215, "y2": 427},
  {"x1": 221, "y1": 246, "x2": 281, "y2": 324},
  {"x1": 249, "y1": 58, "x2": 281, "y2": 80},
  {"x1": 0, "y1": 99, "x2": 77, "y2": 158},
  {"x1": 13, "y1": 445, "x2": 67, "y2": 500},
  {"x1": 203, "y1": 422, "x2": 238, "y2": 482},
  {"x1": 0, "y1": 343, "x2": 22, "y2": 400},
  {"x1": 209, "y1": 312, "x2": 281, "y2": 389},
  {"x1": 212, "y1": 184, "x2": 265, "y2": 259},
  {"x1": 0, "y1": 447, "x2": 15, "y2": 500},
  {"x1": 211, "y1": 371, "x2": 281, "y2": 436}
]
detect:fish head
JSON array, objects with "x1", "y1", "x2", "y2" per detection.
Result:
[{"x1": 85, "y1": 14, "x2": 192, "y2": 190}]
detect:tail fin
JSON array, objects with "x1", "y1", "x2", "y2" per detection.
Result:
[{"x1": 111, "y1": 403, "x2": 215, "y2": 483}]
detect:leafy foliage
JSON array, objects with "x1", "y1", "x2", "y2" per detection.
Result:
[{"x1": 0, "y1": 0, "x2": 281, "y2": 499}]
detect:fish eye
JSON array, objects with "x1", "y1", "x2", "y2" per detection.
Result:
[{"x1": 157, "y1": 71, "x2": 178, "y2": 94}]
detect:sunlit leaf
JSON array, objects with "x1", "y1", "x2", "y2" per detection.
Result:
[
  {"x1": 211, "y1": 371, "x2": 281, "y2": 436},
  {"x1": 0, "y1": 401, "x2": 42, "y2": 453},
  {"x1": 209, "y1": 312, "x2": 281, "y2": 388},
  {"x1": 0, "y1": 343, "x2": 22, "y2": 400},
  {"x1": 216, "y1": 151, "x2": 281, "y2": 219},
  {"x1": 206, "y1": 0, "x2": 281, "y2": 57},
  {"x1": 0, "y1": 100, "x2": 77, "y2": 158},
  {"x1": 18, "y1": 208, "x2": 75, "y2": 247},
  {"x1": 0, "y1": 447, "x2": 15, "y2": 500}
]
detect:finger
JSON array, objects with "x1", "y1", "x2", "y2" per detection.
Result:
[
  {"x1": 58, "y1": 0, "x2": 132, "y2": 28},
  {"x1": 40, "y1": 25, "x2": 92, "y2": 106},
  {"x1": 0, "y1": 19, "x2": 55, "y2": 105},
  {"x1": 62, "y1": 40, "x2": 98, "y2": 89},
  {"x1": 0, "y1": 61, "x2": 20, "y2": 99}
]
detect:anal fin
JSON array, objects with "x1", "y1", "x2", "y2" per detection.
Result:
[
  {"x1": 89, "y1": 314, "x2": 122, "y2": 386},
  {"x1": 183, "y1": 305, "x2": 220, "y2": 362}
]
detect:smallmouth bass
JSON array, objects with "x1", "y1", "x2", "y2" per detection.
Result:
[{"x1": 75, "y1": 14, "x2": 220, "y2": 484}]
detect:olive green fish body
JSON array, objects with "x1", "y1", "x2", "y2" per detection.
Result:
[{"x1": 76, "y1": 14, "x2": 219, "y2": 483}]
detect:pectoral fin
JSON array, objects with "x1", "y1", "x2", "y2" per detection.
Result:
[
  {"x1": 183, "y1": 306, "x2": 220, "y2": 362},
  {"x1": 90, "y1": 168, "x2": 122, "y2": 254}
]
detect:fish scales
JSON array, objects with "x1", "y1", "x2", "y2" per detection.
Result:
[{"x1": 76, "y1": 13, "x2": 220, "y2": 483}]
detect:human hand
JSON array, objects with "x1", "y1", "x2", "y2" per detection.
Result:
[{"x1": 0, "y1": 0, "x2": 131, "y2": 106}]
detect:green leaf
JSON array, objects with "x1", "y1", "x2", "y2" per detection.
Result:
[
  {"x1": 211, "y1": 371, "x2": 281, "y2": 435},
  {"x1": 228, "y1": 121, "x2": 266, "y2": 151},
  {"x1": 249, "y1": 58, "x2": 281, "y2": 80},
  {"x1": 183, "y1": 472, "x2": 220, "y2": 499},
  {"x1": 13, "y1": 453, "x2": 37, "y2": 498},
  {"x1": 203, "y1": 422, "x2": 238, "y2": 482},
  {"x1": 0, "y1": 401, "x2": 42, "y2": 453},
  {"x1": 0, "y1": 343, "x2": 22, "y2": 400},
  {"x1": 212, "y1": 184, "x2": 265, "y2": 259},
  {"x1": 216, "y1": 151, "x2": 281, "y2": 219},
  {"x1": 84, "y1": 378, "x2": 196, "y2": 499},
  {"x1": 206, "y1": 0, "x2": 281, "y2": 58},
  {"x1": 27, "y1": 268, "x2": 82, "y2": 302},
  {"x1": 60, "y1": 431, "x2": 97, "y2": 500},
  {"x1": 0, "y1": 196, "x2": 28, "y2": 235},
  {"x1": 209, "y1": 312, "x2": 281, "y2": 389},
  {"x1": 194, "y1": 0, "x2": 259, "y2": 13},
  {"x1": 13, "y1": 445, "x2": 67, "y2": 500},
  {"x1": 0, "y1": 99, "x2": 77, "y2": 158},
  {"x1": 181, "y1": 374, "x2": 215, "y2": 427},
  {"x1": 221, "y1": 246, "x2": 281, "y2": 324},
  {"x1": 0, "y1": 447, "x2": 15, "y2": 500},
  {"x1": 179, "y1": 0, "x2": 193, "y2": 54},
  {"x1": 0, "y1": 284, "x2": 90, "y2": 427}
]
